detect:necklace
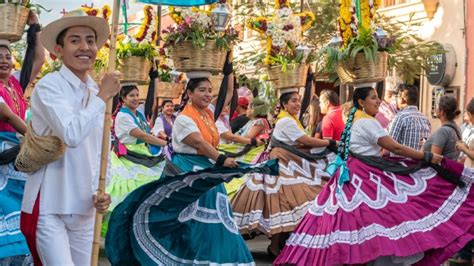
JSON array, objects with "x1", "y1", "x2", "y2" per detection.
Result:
[
  {"x1": 195, "y1": 106, "x2": 218, "y2": 145},
  {"x1": 4, "y1": 82, "x2": 21, "y2": 115}
]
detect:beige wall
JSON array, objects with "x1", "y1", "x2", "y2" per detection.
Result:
[{"x1": 378, "y1": 0, "x2": 467, "y2": 129}]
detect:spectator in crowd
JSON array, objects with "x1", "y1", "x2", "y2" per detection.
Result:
[
  {"x1": 423, "y1": 95, "x2": 462, "y2": 160},
  {"x1": 375, "y1": 77, "x2": 400, "y2": 129},
  {"x1": 230, "y1": 96, "x2": 250, "y2": 133},
  {"x1": 304, "y1": 96, "x2": 322, "y2": 138},
  {"x1": 388, "y1": 84, "x2": 431, "y2": 155},
  {"x1": 319, "y1": 89, "x2": 345, "y2": 140}
]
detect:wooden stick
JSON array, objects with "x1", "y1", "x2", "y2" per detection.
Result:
[{"x1": 91, "y1": 0, "x2": 121, "y2": 265}]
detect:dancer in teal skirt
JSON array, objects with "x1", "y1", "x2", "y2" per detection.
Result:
[{"x1": 106, "y1": 73, "x2": 279, "y2": 265}]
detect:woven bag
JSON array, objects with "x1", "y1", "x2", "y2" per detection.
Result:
[{"x1": 15, "y1": 123, "x2": 67, "y2": 173}]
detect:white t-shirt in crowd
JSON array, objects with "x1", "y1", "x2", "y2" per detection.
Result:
[
  {"x1": 114, "y1": 112, "x2": 139, "y2": 144},
  {"x1": 349, "y1": 118, "x2": 388, "y2": 156},
  {"x1": 272, "y1": 117, "x2": 306, "y2": 146}
]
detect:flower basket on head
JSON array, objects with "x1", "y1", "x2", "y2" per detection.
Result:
[
  {"x1": 156, "y1": 82, "x2": 184, "y2": 99},
  {"x1": 246, "y1": 0, "x2": 316, "y2": 91},
  {"x1": 0, "y1": 4, "x2": 29, "y2": 43},
  {"x1": 163, "y1": 4, "x2": 238, "y2": 74},
  {"x1": 209, "y1": 74, "x2": 224, "y2": 95},
  {"x1": 336, "y1": 51, "x2": 388, "y2": 85},
  {"x1": 267, "y1": 63, "x2": 309, "y2": 90},
  {"x1": 170, "y1": 40, "x2": 227, "y2": 74},
  {"x1": 119, "y1": 56, "x2": 151, "y2": 83}
]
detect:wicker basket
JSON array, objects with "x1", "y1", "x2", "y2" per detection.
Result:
[
  {"x1": 267, "y1": 64, "x2": 309, "y2": 90},
  {"x1": 336, "y1": 51, "x2": 388, "y2": 85},
  {"x1": 0, "y1": 4, "x2": 29, "y2": 43},
  {"x1": 170, "y1": 40, "x2": 228, "y2": 74},
  {"x1": 156, "y1": 82, "x2": 184, "y2": 99},
  {"x1": 119, "y1": 56, "x2": 151, "y2": 83},
  {"x1": 209, "y1": 75, "x2": 224, "y2": 96}
]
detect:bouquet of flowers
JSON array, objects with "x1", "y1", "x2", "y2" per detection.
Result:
[
  {"x1": 323, "y1": 0, "x2": 398, "y2": 84},
  {"x1": 247, "y1": 0, "x2": 316, "y2": 89},
  {"x1": 162, "y1": 1, "x2": 238, "y2": 73},
  {"x1": 116, "y1": 5, "x2": 158, "y2": 83}
]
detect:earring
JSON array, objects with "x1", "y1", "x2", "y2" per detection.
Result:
[{"x1": 362, "y1": 106, "x2": 366, "y2": 113}]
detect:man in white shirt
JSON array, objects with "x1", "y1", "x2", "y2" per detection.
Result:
[{"x1": 19, "y1": 10, "x2": 120, "y2": 265}]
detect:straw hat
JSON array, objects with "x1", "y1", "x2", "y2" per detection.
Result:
[{"x1": 41, "y1": 9, "x2": 110, "y2": 56}]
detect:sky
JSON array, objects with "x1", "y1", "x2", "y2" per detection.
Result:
[{"x1": 35, "y1": 0, "x2": 145, "y2": 25}]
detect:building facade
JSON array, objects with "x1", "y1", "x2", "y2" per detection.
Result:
[{"x1": 378, "y1": 0, "x2": 471, "y2": 128}]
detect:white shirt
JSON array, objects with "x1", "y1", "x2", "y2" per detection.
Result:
[
  {"x1": 22, "y1": 65, "x2": 109, "y2": 215},
  {"x1": 349, "y1": 118, "x2": 388, "y2": 156},
  {"x1": 172, "y1": 115, "x2": 200, "y2": 154},
  {"x1": 114, "y1": 111, "x2": 139, "y2": 144},
  {"x1": 216, "y1": 118, "x2": 231, "y2": 145},
  {"x1": 152, "y1": 116, "x2": 165, "y2": 137},
  {"x1": 272, "y1": 117, "x2": 306, "y2": 146}
]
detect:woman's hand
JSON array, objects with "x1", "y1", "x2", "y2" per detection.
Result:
[
  {"x1": 27, "y1": 10, "x2": 39, "y2": 25},
  {"x1": 431, "y1": 153, "x2": 443, "y2": 164},
  {"x1": 223, "y1": 157, "x2": 238, "y2": 168},
  {"x1": 456, "y1": 140, "x2": 469, "y2": 152}
]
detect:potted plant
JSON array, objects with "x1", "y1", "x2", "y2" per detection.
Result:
[
  {"x1": 0, "y1": 0, "x2": 50, "y2": 43},
  {"x1": 246, "y1": 0, "x2": 316, "y2": 90},
  {"x1": 162, "y1": 1, "x2": 239, "y2": 74},
  {"x1": 116, "y1": 5, "x2": 158, "y2": 83}
]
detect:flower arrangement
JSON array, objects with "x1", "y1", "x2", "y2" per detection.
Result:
[
  {"x1": 163, "y1": 4, "x2": 238, "y2": 50},
  {"x1": 81, "y1": 4, "x2": 111, "y2": 21},
  {"x1": 321, "y1": 0, "x2": 387, "y2": 84},
  {"x1": 247, "y1": 0, "x2": 316, "y2": 67},
  {"x1": 134, "y1": 5, "x2": 158, "y2": 43},
  {"x1": 323, "y1": 0, "x2": 444, "y2": 84},
  {"x1": 116, "y1": 5, "x2": 158, "y2": 61}
]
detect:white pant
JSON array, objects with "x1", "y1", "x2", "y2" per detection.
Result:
[{"x1": 36, "y1": 213, "x2": 95, "y2": 266}]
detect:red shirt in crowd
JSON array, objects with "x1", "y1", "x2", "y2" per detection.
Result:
[{"x1": 321, "y1": 105, "x2": 345, "y2": 141}]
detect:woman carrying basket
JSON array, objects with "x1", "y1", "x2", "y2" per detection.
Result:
[
  {"x1": 231, "y1": 89, "x2": 337, "y2": 257},
  {"x1": 275, "y1": 84, "x2": 474, "y2": 266},
  {"x1": 106, "y1": 62, "x2": 279, "y2": 264}
]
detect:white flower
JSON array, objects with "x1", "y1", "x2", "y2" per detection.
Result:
[{"x1": 276, "y1": 7, "x2": 291, "y2": 18}]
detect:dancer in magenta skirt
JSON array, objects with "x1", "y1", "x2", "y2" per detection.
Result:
[{"x1": 275, "y1": 84, "x2": 474, "y2": 266}]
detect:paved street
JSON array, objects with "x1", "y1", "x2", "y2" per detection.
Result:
[{"x1": 99, "y1": 235, "x2": 274, "y2": 265}]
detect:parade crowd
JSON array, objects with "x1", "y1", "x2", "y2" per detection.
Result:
[{"x1": 0, "y1": 8, "x2": 473, "y2": 266}]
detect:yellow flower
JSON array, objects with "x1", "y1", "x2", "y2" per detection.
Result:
[{"x1": 101, "y1": 5, "x2": 111, "y2": 21}]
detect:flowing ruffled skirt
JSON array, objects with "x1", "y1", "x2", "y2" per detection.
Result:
[
  {"x1": 105, "y1": 153, "x2": 279, "y2": 265},
  {"x1": 231, "y1": 147, "x2": 333, "y2": 236},
  {"x1": 0, "y1": 163, "x2": 30, "y2": 260},
  {"x1": 219, "y1": 143, "x2": 266, "y2": 199},
  {"x1": 275, "y1": 157, "x2": 474, "y2": 266}
]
